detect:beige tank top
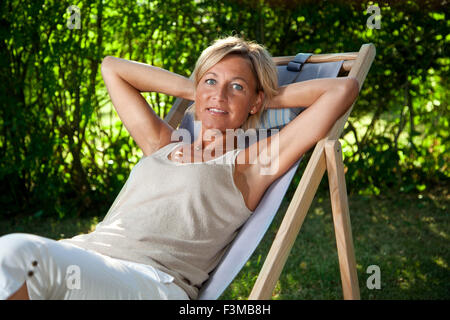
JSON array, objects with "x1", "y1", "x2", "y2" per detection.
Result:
[{"x1": 60, "y1": 141, "x2": 253, "y2": 299}]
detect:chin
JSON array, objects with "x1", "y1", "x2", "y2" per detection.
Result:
[
  {"x1": 200, "y1": 120, "x2": 227, "y2": 132},
  {"x1": 197, "y1": 112, "x2": 245, "y2": 132}
]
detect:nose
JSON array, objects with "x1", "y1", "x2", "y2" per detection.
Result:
[{"x1": 211, "y1": 83, "x2": 227, "y2": 102}]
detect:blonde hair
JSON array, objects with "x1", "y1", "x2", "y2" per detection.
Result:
[{"x1": 186, "y1": 36, "x2": 278, "y2": 130}]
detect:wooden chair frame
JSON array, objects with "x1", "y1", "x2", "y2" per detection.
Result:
[{"x1": 164, "y1": 43, "x2": 376, "y2": 300}]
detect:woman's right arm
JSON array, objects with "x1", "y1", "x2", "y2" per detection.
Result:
[{"x1": 100, "y1": 56, "x2": 195, "y2": 157}]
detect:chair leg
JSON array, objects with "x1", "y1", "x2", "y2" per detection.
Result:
[
  {"x1": 325, "y1": 140, "x2": 360, "y2": 300},
  {"x1": 249, "y1": 139, "x2": 360, "y2": 300},
  {"x1": 249, "y1": 140, "x2": 328, "y2": 300}
]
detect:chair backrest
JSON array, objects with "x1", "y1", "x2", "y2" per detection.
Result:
[
  {"x1": 163, "y1": 48, "x2": 369, "y2": 300},
  {"x1": 198, "y1": 59, "x2": 343, "y2": 300}
]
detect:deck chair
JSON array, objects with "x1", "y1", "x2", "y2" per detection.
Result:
[{"x1": 164, "y1": 43, "x2": 376, "y2": 300}]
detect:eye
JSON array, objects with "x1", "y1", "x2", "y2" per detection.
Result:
[
  {"x1": 205, "y1": 79, "x2": 216, "y2": 85},
  {"x1": 232, "y1": 83, "x2": 244, "y2": 91}
]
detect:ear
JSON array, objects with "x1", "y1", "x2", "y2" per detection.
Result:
[{"x1": 249, "y1": 90, "x2": 265, "y2": 114}]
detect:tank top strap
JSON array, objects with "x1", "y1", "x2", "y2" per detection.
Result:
[
  {"x1": 220, "y1": 147, "x2": 244, "y2": 166},
  {"x1": 153, "y1": 141, "x2": 183, "y2": 158}
]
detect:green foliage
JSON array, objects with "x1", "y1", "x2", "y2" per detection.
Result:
[{"x1": 0, "y1": 0, "x2": 448, "y2": 219}]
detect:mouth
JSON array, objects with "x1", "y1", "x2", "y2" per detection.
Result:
[{"x1": 206, "y1": 107, "x2": 229, "y2": 116}]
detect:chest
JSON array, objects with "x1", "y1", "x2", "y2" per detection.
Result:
[{"x1": 168, "y1": 145, "x2": 266, "y2": 212}]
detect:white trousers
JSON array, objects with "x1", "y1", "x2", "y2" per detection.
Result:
[{"x1": 0, "y1": 233, "x2": 189, "y2": 300}]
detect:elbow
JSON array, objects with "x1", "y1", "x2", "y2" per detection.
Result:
[
  {"x1": 344, "y1": 77, "x2": 360, "y2": 101},
  {"x1": 334, "y1": 77, "x2": 359, "y2": 114},
  {"x1": 100, "y1": 56, "x2": 115, "y2": 75}
]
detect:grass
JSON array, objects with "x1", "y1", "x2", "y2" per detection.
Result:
[
  {"x1": 1, "y1": 186, "x2": 448, "y2": 300},
  {"x1": 221, "y1": 185, "x2": 449, "y2": 300}
]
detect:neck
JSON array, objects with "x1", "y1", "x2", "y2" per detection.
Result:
[{"x1": 193, "y1": 125, "x2": 239, "y2": 155}]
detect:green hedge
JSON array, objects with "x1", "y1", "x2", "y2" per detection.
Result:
[{"x1": 0, "y1": 0, "x2": 448, "y2": 219}]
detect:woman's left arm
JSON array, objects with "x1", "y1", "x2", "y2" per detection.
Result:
[
  {"x1": 247, "y1": 77, "x2": 359, "y2": 189},
  {"x1": 268, "y1": 77, "x2": 359, "y2": 109}
]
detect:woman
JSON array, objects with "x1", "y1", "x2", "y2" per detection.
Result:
[{"x1": 1, "y1": 36, "x2": 359, "y2": 300}]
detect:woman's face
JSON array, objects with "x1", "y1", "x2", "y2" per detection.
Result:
[{"x1": 195, "y1": 54, "x2": 263, "y2": 132}]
